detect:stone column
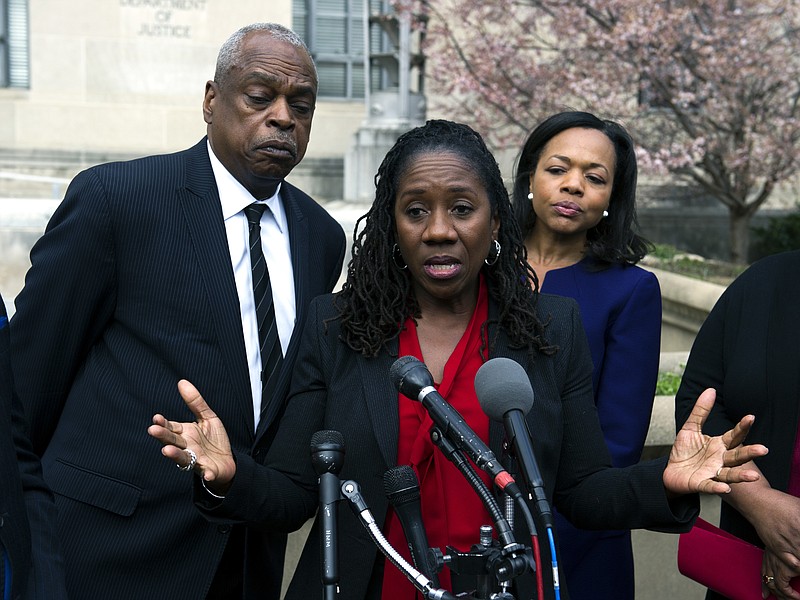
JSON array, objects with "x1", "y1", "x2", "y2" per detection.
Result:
[{"x1": 344, "y1": 7, "x2": 426, "y2": 202}]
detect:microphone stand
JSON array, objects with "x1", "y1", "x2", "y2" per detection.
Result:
[
  {"x1": 500, "y1": 450, "x2": 553, "y2": 600},
  {"x1": 340, "y1": 479, "x2": 457, "y2": 600},
  {"x1": 341, "y1": 471, "x2": 525, "y2": 600},
  {"x1": 310, "y1": 431, "x2": 345, "y2": 600},
  {"x1": 430, "y1": 427, "x2": 513, "y2": 546},
  {"x1": 429, "y1": 426, "x2": 532, "y2": 593},
  {"x1": 320, "y1": 478, "x2": 341, "y2": 600}
]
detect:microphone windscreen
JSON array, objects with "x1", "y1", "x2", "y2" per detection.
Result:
[
  {"x1": 475, "y1": 357, "x2": 534, "y2": 421},
  {"x1": 310, "y1": 429, "x2": 345, "y2": 453},
  {"x1": 384, "y1": 465, "x2": 420, "y2": 505},
  {"x1": 390, "y1": 355, "x2": 434, "y2": 398},
  {"x1": 389, "y1": 355, "x2": 419, "y2": 388}
]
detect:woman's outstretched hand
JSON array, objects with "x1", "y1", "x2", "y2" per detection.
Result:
[
  {"x1": 148, "y1": 379, "x2": 237, "y2": 495},
  {"x1": 664, "y1": 388, "x2": 769, "y2": 495}
]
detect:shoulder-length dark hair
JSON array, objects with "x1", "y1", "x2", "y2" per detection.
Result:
[
  {"x1": 334, "y1": 119, "x2": 554, "y2": 358},
  {"x1": 512, "y1": 111, "x2": 651, "y2": 267}
]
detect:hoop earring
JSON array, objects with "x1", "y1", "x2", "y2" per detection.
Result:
[
  {"x1": 392, "y1": 243, "x2": 407, "y2": 270},
  {"x1": 484, "y1": 239, "x2": 501, "y2": 266}
]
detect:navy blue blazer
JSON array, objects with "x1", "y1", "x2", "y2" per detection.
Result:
[
  {"x1": 9, "y1": 139, "x2": 346, "y2": 600},
  {"x1": 197, "y1": 290, "x2": 697, "y2": 600},
  {"x1": 1, "y1": 296, "x2": 66, "y2": 599},
  {"x1": 542, "y1": 260, "x2": 661, "y2": 600}
]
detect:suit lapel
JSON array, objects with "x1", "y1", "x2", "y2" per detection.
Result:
[
  {"x1": 282, "y1": 183, "x2": 310, "y2": 327},
  {"x1": 361, "y1": 346, "x2": 400, "y2": 470},
  {"x1": 179, "y1": 140, "x2": 254, "y2": 433},
  {"x1": 485, "y1": 316, "x2": 532, "y2": 458}
]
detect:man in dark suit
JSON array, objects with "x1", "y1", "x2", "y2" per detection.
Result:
[
  {"x1": 1, "y1": 295, "x2": 67, "y2": 599},
  {"x1": 9, "y1": 22, "x2": 346, "y2": 600}
]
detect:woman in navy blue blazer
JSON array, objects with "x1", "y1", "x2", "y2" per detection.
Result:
[{"x1": 512, "y1": 111, "x2": 661, "y2": 600}]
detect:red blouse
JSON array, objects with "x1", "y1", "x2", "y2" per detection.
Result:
[{"x1": 381, "y1": 276, "x2": 493, "y2": 598}]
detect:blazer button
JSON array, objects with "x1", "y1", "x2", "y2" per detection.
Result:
[{"x1": 218, "y1": 525, "x2": 231, "y2": 534}]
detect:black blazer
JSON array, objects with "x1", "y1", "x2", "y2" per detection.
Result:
[
  {"x1": 200, "y1": 290, "x2": 698, "y2": 600},
  {"x1": 9, "y1": 139, "x2": 346, "y2": 600},
  {"x1": 675, "y1": 250, "x2": 800, "y2": 582},
  {"x1": 0, "y1": 296, "x2": 67, "y2": 600}
]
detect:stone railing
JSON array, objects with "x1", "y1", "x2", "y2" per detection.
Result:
[
  {"x1": 641, "y1": 268, "x2": 728, "y2": 450},
  {"x1": 642, "y1": 266, "x2": 727, "y2": 352},
  {"x1": 644, "y1": 351, "x2": 690, "y2": 449}
]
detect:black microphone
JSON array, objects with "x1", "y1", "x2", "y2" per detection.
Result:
[
  {"x1": 475, "y1": 357, "x2": 553, "y2": 527},
  {"x1": 311, "y1": 430, "x2": 345, "y2": 599},
  {"x1": 384, "y1": 465, "x2": 440, "y2": 587},
  {"x1": 389, "y1": 356, "x2": 518, "y2": 496}
]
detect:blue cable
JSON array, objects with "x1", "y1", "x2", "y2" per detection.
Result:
[
  {"x1": 3, "y1": 549, "x2": 12, "y2": 600},
  {"x1": 546, "y1": 526, "x2": 560, "y2": 600}
]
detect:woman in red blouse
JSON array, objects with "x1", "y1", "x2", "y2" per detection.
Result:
[{"x1": 149, "y1": 120, "x2": 767, "y2": 600}]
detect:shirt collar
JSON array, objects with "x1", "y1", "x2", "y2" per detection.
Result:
[{"x1": 207, "y1": 140, "x2": 286, "y2": 233}]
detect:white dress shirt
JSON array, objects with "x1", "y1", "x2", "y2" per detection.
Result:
[{"x1": 207, "y1": 141, "x2": 296, "y2": 428}]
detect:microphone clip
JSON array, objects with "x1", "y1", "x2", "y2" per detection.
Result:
[{"x1": 445, "y1": 526, "x2": 533, "y2": 599}]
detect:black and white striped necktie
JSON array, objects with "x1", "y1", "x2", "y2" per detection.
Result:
[{"x1": 244, "y1": 202, "x2": 283, "y2": 420}]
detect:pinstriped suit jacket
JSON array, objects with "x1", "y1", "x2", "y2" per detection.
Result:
[
  {"x1": 1, "y1": 296, "x2": 67, "y2": 600},
  {"x1": 9, "y1": 139, "x2": 346, "y2": 600}
]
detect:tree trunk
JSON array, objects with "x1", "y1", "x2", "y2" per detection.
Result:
[{"x1": 728, "y1": 208, "x2": 753, "y2": 265}]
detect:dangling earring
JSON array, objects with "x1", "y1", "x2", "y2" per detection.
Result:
[
  {"x1": 602, "y1": 210, "x2": 609, "y2": 218},
  {"x1": 527, "y1": 192, "x2": 534, "y2": 200},
  {"x1": 485, "y1": 239, "x2": 501, "y2": 266},
  {"x1": 392, "y1": 243, "x2": 407, "y2": 270}
]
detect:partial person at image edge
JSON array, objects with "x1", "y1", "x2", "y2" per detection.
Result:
[
  {"x1": 675, "y1": 250, "x2": 800, "y2": 600},
  {"x1": 1, "y1": 293, "x2": 67, "y2": 600}
]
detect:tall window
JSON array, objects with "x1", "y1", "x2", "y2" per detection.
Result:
[
  {"x1": 0, "y1": 0, "x2": 29, "y2": 88},
  {"x1": 293, "y1": 0, "x2": 387, "y2": 100}
]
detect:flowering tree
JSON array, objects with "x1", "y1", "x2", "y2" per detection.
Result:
[{"x1": 403, "y1": 0, "x2": 800, "y2": 263}]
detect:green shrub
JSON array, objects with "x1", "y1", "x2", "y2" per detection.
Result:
[
  {"x1": 649, "y1": 243, "x2": 679, "y2": 260},
  {"x1": 644, "y1": 243, "x2": 746, "y2": 284},
  {"x1": 752, "y1": 205, "x2": 800, "y2": 259},
  {"x1": 655, "y1": 370, "x2": 683, "y2": 396}
]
